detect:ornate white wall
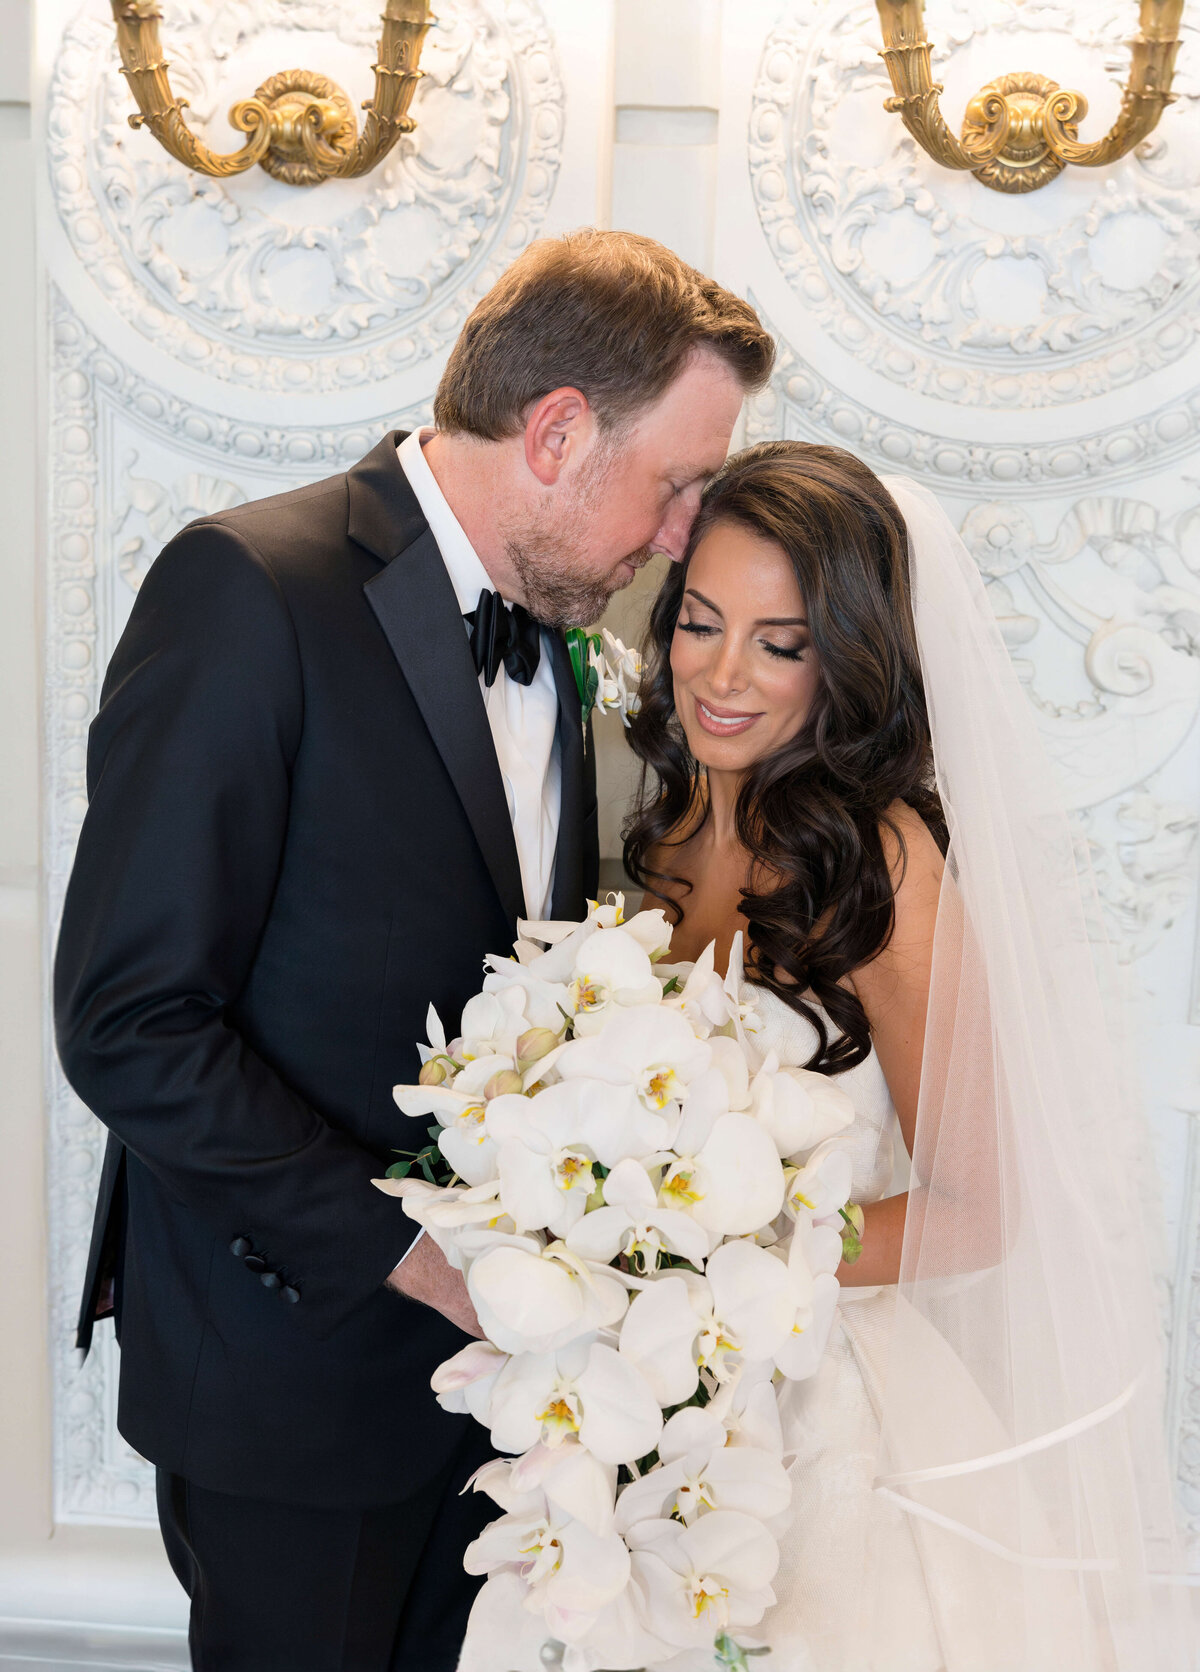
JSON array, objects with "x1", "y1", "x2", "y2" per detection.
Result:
[
  {"x1": 16, "y1": 0, "x2": 1200, "y2": 1640},
  {"x1": 716, "y1": 0, "x2": 1200, "y2": 1565}
]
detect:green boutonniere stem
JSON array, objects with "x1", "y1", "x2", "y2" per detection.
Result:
[{"x1": 565, "y1": 627, "x2": 602, "y2": 723}]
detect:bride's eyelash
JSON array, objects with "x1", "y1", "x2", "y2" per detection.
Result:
[{"x1": 678, "y1": 619, "x2": 806, "y2": 661}]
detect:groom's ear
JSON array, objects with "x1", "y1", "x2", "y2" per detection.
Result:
[{"x1": 523, "y1": 387, "x2": 593, "y2": 486}]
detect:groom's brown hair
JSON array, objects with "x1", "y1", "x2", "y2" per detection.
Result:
[{"x1": 433, "y1": 228, "x2": 774, "y2": 440}]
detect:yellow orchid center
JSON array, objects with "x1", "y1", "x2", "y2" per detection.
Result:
[
  {"x1": 535, "y1": 1388, "x2": 582, "y2": 1446},
  {"x1": 791, "y1": 1187, "x2": 816, "y2": 1212},
  {"x1": 674, "y1": 1473, "x2": 718, "y2": 1520},
  {"x1": 555, "y1": 1150, "x2": 595, "y2": 1195},
  {"x1": 518, "y1": 1525, "x2": 563, "y2": 1586},
  {"x1": 640, "y1": 1065, "x2": 678, "y2": 1109},
  {"x1": 623, "y1": 1224, "x2": 664, "y2": 1273},
  {"x1": 661, "y1": 1164, "x2": 703, "y2": 1207},
  {"x1": 689, "y1": 1574, "x2": 730, "y2": 1626},
  {"x1": 456, "y1": 1103, "x2": 487, "y2": 1145},
  {"x1": 570, "y1": 976, "x2": 607, "y2": 1012}
]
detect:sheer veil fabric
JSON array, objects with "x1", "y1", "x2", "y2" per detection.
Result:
[{"x1": 867, "y1": 478, "x2": 1195, "y2": 1668}]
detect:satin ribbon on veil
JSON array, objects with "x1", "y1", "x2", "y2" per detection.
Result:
[{"x1": 862, "y1": 478, "x2": 1195, "y2": 1668}]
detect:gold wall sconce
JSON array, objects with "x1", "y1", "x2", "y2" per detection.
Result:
[
  {"x1": 874, "y1": 0, "x2": 1185, "y2": 192},
  {"x1": 109, "y1": 0, "x2": 434, "y2": 185}
]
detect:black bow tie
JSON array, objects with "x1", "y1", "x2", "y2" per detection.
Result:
[{"x1": 465, "y1": 589, "x2": 542, "y2": 687}]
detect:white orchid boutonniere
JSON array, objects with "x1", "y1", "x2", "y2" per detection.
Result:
[{"x1": 565, "y1": 628, "x2": 643, "y2": 729}]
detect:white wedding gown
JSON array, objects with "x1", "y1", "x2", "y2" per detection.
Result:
[{"x1": 746, "y1": 984, "x2": 948, "y2": 1672}]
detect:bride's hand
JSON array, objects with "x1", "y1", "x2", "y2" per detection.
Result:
[{"x1": 385, "y1": 1233, "x2": 484, "y2": 1338}]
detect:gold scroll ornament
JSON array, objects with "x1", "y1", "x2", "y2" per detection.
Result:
[
  {"x1": 109, "y1": 0, "x2": 434, "y2": 185},
  {"x1": 874, "y1": 0, "x2": 1185, "y2": 192}
]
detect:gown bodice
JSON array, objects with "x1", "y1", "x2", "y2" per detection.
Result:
[{"x1": 740, "y1": 980, "x2": 900, "y2": 1202}]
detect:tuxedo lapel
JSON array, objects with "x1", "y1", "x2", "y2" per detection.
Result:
[
  {"x1": 353, "y1": 435, "x2": 526, "y2": 929},
  {"x1": 547, "y1": 630, "x2": 587, "y2": 919}
]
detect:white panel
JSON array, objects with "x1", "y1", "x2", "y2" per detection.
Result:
[
  {"x1": 37, "y1": 0, "x2": 613, "y2": 1526},
  {"x1": 715, "y1": 0, "x2": 1200, "y2": 1566}
]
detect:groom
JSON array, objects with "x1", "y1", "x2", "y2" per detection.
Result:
[{"x1": 55, "y1": 227, "x2": 772, "y2": 1671}]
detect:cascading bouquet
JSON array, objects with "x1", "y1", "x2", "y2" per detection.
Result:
[{"x1": 374, "y1": 897, "x2": 861, "y2": 1672}]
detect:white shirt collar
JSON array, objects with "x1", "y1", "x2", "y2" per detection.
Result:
[{"x1": 396, "y1": 428, "x2": 496, "y2": 617}]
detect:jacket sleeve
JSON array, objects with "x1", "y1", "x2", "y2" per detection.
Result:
[{"x1": 54, "y1": 520, "x2": 419, "y2": 1341}]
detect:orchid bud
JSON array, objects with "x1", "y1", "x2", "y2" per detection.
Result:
[
  {"x1": 484, "y1": 1069, "x2": 523, "y2": 1101},
  {"x1": 515, "y1": 1027, "x2": 559, "y2": 1070},
  {"x1": 418, "y1": 1058, "x2": 449, "y2": 1087},
  {"x1": 844, "y1": 1203, "x2": 865, "y2": 1238}
]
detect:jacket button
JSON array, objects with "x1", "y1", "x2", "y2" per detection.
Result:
[
  {"x1": 230, "y1": 1237, "x2": 251, "y2": 1258},
  {"x1": 260, "y1": 1270, "x2": 281, "y2": 1290},
  {"x1": 282, "y1": 1286, "x2": 301, "y2": 1304},
  {"x1": 243, "y1": 1254, "x2": 267, "y2": 1273}
]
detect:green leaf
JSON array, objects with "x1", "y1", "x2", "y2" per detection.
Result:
[
  {"x1": 385, "y1": 1161, "x2": 412, "y2": 1179},
  {"x1": 660, "y1": 974, "x2": 682, "y2": 996}
]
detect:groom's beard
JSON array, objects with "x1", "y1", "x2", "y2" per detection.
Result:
[
  {"x1": 504, "y1": 444, "x2": 653, "y2": 628},
  {"x1": 506, "y1": 536, "x2": 652, "y2": 629}
]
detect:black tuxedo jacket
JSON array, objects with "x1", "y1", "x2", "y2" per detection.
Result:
[{"x1": 54, "y1": 432, "x2": 599, "y2": 1506}]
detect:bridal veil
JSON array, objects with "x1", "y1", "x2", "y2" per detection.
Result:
[{"x1": 865, "y1": 477, "x2": 1196, "y2": 1668}]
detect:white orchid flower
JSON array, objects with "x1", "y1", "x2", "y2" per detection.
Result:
[
  {"x1": 454, "y1": 985, "x2": 532, "y2": 1062},
  {"x1": 430, "y1": 1339, "x2": 509, "y2": 1423},
  {"x1": 555, "y1": 1004, "x2": 712, "y2": 1117},
  {"x1": 662, "y1": 1108, "x2": 785, "y2": 1237},
  {"x1": 566, "y1": 1157, "x2": 710, "y2": 1273},
  {"x1": 613, "y1": 1405, "x2": 791, "y2": 1533},
  {"x1": 486, "y1": 1079, "x2": 671, "y2": 1236},
  {"x1": 618, "y1": 1241, "x2": 795, "y2": 1404},
  {"x1": 467, "y1": 1234, "x2": 630, "y2": 1356},
  {"x1": 393, "y1": 1053, "x2": 514, "y2": 1186},
  {"x1": 486, "y1": 1335, "x2": 663, "y2": 1467},
  {"x1": 626, "y1": 1508, "x2": 779, "y2": 1648},
  {"x1": 464, "y1": 1491, "x2": 632, "y2": 1644},
  {"x1": 372, "y1": 1177, "x2": 507, "y2": 1267},
  {"x1": 769, "y1": 1216, "x2": 843, "y2": 1382},
  {"x1": 594, "y1": 630, "x2": 644, "y2": 727},
  {"x1": 569, "y1": 926, "x2": 663, "y2": 1036},
  {"x1": 511, "y1": 895, "x2": 626, "y2": 983},
  {"x1": 749, "y1": 1053, "x2": 856, "y2": 1160},
  {"x1": 784, "y1": 1139, "x2": 855, "y2": 1224},
  {"x1": 708, "y1": 1360, "x2": 786, "y2": 1454},
  {"x1": 480, "y1": 959, "x2": 572, "y2": 1037},
  {"x1": 508, "y1": 1434, "x2": 619, "y2": 1539}
]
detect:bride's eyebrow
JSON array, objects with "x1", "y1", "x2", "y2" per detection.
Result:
[{"x1": 684, "y1": 587, "x2": 808, "y2": 628}]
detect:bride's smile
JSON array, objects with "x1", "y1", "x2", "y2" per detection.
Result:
[{"x1": 670, "y1": 519, "x2": 822, "y2": 771}]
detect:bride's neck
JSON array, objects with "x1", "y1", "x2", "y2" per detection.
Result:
[{"x1": 702, "y1": 765, "x2": 745, "y2": 848}]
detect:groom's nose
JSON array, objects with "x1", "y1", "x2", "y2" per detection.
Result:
[{"x1": 651, "y1": 486, "x2": 702, "y2": 563}]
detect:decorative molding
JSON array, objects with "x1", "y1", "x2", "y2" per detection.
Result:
[
  {"x1": 747, "y1": 316, "x2": 1200, "y2": 492},
  {"x1": 48, "y1": 0, "x2": 564, "y2": 391},
  {"x1": 749, "y1": 0, "x2": 1200, "y2": 409},
  {"x1": 45, "y1": 287, "x2": 429, "y2": 1523}
]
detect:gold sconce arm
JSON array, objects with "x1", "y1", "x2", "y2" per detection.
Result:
[
  {"x1": 1041, "y1": 1, "x2": 1184, "y2": 166},
  {"x1": 876, "y1": 3, "x2": 1012, "y2": 171},
  {"x1": 873, "y1": 0, "x2": 1186, "y2": 193},
  {"x1": 110, "y1": 0, "x2": 434, "y2": 186}
]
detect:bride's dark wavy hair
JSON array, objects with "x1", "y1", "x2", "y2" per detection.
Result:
[{"x1": 623, "y1": 442, "x2": 946, "y2": 1074}]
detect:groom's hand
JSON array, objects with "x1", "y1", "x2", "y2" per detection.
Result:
[{"x1": 386, "y1": 1234, "x2": 484, "y2": 1338}]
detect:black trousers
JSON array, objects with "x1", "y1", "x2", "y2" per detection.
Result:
[{"x1": 156, "y1": 1425, "x2": 497, "y2": 1672}]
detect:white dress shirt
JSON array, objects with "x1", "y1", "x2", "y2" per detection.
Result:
[
  {"x1": 397, "y1": 428, "x2": 562, "y2": 923},
  {"x1": 391, "y1": 431, "x2": 561, "y2": 1279}
]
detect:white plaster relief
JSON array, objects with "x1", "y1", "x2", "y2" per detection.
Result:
[
  {"x1": 46, "y1": 287, "x2": 429, "y2": 1522},
  {"x1": 48, "y1": 0, "x2": 564, "y2": 392},
  {"x1": 748, "y1": 0, "x2": 1200, "y2": 409},
  {"x1": 746, "y1": 319, "x2": 1200, "y2": 492}
]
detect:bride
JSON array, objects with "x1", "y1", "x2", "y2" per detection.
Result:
[
  {"x1": 460, "y1": 441, "x2": 1192, "y2": 1670},
  {"x1": 617, "y1": 442, "x2": 1190, "y2": 1669}
]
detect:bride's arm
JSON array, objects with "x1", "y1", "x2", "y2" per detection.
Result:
[{"x1": 837, "y1": 803, "x2": 944, "y2": 1286}]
